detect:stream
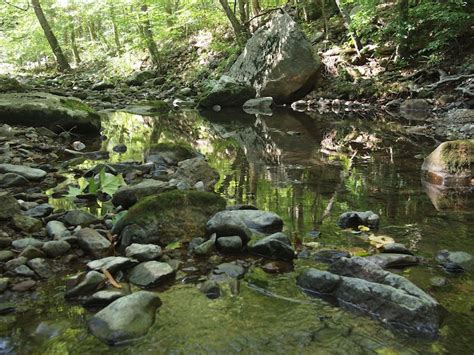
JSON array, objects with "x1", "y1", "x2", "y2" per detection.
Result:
[{"x1": 1, "y1": 108, "x2": 473, "y2": 354}]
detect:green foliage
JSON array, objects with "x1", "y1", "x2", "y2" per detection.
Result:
[{"x1": 66, "y1": 168, "x2": 126, "y2": 198}]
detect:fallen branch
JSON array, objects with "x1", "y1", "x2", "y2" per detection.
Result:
[
  {"x1": 412, "y1": 73, "x2": 474, "y2": 92},
  {"x1": 101, "y1": 268, "x2": 122, "y2": 289}
]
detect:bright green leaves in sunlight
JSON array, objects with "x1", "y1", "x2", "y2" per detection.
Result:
[{"x1": 66, "y1": 168, "x2": 126, "y2": 199}]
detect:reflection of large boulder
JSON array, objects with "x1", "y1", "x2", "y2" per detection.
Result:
[
  {"x1": 229, "y1": 12, "x2": 320, "y2": 103},
  {"x1": 112, "y1": 190, "x2": 226, "y2": 250},
  {"x1": 422, "y1": 180, "x2": 474, "y2": 211},
  {"x1": 422, "y1": 140, "x2": 473, "y2": 187},
  {"x1": 0, "y1": 92, "x2": 100, "y2": 133},
  {"x1": 297, "y1": 257, "x2": 440, "y2": 338}
]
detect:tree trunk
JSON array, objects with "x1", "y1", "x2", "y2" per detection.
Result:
[
  {"x1": 251, "y1": 0, "x2": 260, "y2": 16},
  {"x1": 334, "y1": 0, "x2": 363, "y2": 56},
  {"x1": 218, "y1": 0, "x2": 249, "y2": 46},
  {"x1": 238, "y1": 0, "x2": 248, "y2": 25},
  {"x1": 140, "y1": 4, "x2": 160, "y2": 67},
  {"x1": 110, "y1": 6, "x2": 122, "y2": 54},
  {"x1": 69, "y1": 20, "x2": 81, "y2": 65},
  {"x1": 31, "y1": 0, "x2": 70, "y2": 71},
  {"x1": 395, "y1": 0, "x2": 409, "y2": 60}
]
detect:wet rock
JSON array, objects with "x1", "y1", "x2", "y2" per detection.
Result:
[
  {"x1": 193, "y1": 234, "x2": 217, "y2": 256},
  {"x1": 46, "y1": 220, "x2": 67, "y2": 238},
  {"x1": 337, "y1": 211, "x2": 380, "y2": 229},
  {"x1": 112, "y1": 144, "x2": 127, "y2": 153},
  {"x1": 126, "y1": 70, "x2": 155, "y2": 86},
  {"x1": 172, "y1": 158, "x2": 220, "y2": 192},
  {"x1": 381, "y1": 243, "x2": 413, "y2": 255},
  {"x1": 242, "y1": 97, "x2": 274, "y2": 115},
  {"x1": 19, "y1": 245, "x2": 46, "y2": 260},
  {"x1": 199, "y1": 75, "x2": 256, "y2": 108},
  {"x1": 88, "y1": 291, "x2": 161, "y2": 345},
  {"x1": 12, "y1": 214, "x2": 42, "y2": 233},
  {"x1": 436, "y1": 250, "x2": 473, "y2": 273},
  {"x1": 128, "y1": 261, "x2": 174, "y2": 287},
  {"x1": 76, "y1": 228, "x2": 111, "y2": 258},
  {"x1": 11, "y1": 279, "x2": 36, "y2": 292},
  {"x1": 42, "y1": 240, "x2": 71, "y2": 258},
  {"x1": 14, "y1": 264, "x2": 35, "y2": 277},
  {"x1": 0, "y1": 237, "x2": 12, "y2": 249},
  {"x1": 34, "y1": 321, "x2": 69, "y2": 339},
  {"x1": 0, "y1": 173, "x2": 28, "y2": 187},
  {"x1": 210, "y1": 262, "x2": 246, "y2": 281},
  {"x1": 65, "y1": 271, "x2": 106, "y2": 299},
  {"x1": 0, "y1": 192, "x2": 21, "y2": 220},
  {"x1": 421, "y1": 140, "x2": 473, "y2": 187},
  {"x1": 0, "y1": 250, "x2": 14, "y2": 262},
  {"x1": 64, "y1": 210, "x2": 100, "y2": 226},
  {"x1": 83, "y1": 288, "x2": 130, "y2": 307},
  {"x1": 111, "y1": 179, "x2": 173, "y2": 209},
  {"x1": 12, "y1": 238, "x2": 44, "y2": 250},
  {"x1": 249, "y1": 233, "x2": 296, "y2": 261},
  {"x1": 216, "y1": 236, "x2": 243, "y2": 254},
  {"x1": 365, "y1": 253, "x2": 420, "y2": 269},
  {"x1": 87, "y1": 257, "x2": 138, "y2": 274},
  {"x1": 24, "y1": 203, "x2": 54, "y2": 218},
  {"x1": 0, "y1": 164, "x2": 47, "y2": 180},
  {"x1": 229, "y1": 12, "x2": 320, "y2": 103},
  {"x1": 113, "y1": 190, "x2": 226, "y2": 249},
  {"x1": 298, "y1": 257, "x2": 440, "y2": 338},
  {"x1": 5, "y1": 257, "x2": 27, "y2": 270},
  {"x1": 199, "y1": 280, "x2": 221, "y2": 299},
  {"x1": 0, "y1": 278, "x2": 9, "y2": 293},
  {"x1": 125, "y1": 244, "x2": 162, "y2": 261},
  {"x1": 27, "y1": 258, "x2": 53, "y2": 278},
  {"x1": 314, "y1": 250, "x2": 351, "y2": 264}
]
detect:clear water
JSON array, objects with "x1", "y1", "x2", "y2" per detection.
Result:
[{"x1": 2, "y1": 108, "x2": 473, "y2": 354}]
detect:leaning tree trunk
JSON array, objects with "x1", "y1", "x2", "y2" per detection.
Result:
[
  {"x1": 31, "y1": 0, "x2": 71, "y2": 71},
  {"x1": 140, "y1": 4, "x2": 160, "y2": 67},
  {"x1": 334, "y1": 0, "x2": 363, "y2": 57}
]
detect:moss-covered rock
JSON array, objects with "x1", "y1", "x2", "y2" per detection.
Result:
[
  {"x1": 0, "y1": 75, "x2": 24, "y2": 93},
  {"x1": 199, "y1": 75, "x2": 256, "y2": 108},
  {"x1": 422, "y1": 140, "x2": 473, "y2": 187},
  {"x1": 0, "y1": 92, "x2": 101, "y2": 133},
  {"x1": 112, "y1": 190, "x2": 226, "y2": 250}
]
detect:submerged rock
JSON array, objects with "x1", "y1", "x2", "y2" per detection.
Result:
[
  {"x1": 337, "y1": 211, "x2": 380, "y2": 229},
  {"x1": 88, "y1": 291, "x2": 161, "y2": 345},
  {"x1": 113, "y1": 190, "x2": 226, "y2": 249},
  {"x1": 297, "y1": 257, "x2": 440, "y2": 338},
  {"x1": 0, "y1": 92, "x2": 101, "y2": 133},
  {"x1": 210, "y1": 262, "x2": 246, "y2": 281},
  {"x1": 229, "y1": 12, "x2": 320, "y2": 103}
]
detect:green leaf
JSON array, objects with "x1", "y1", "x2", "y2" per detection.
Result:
[
  {"x1": 165, "y1": 241, "x2": 181, "y2": 250},
  {"x1": 65, "y1": 186, "x2": 82, "y2": 198}
]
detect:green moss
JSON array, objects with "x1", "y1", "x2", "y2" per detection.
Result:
[
  {"x1": 60, "y1": 97, "x2": 95, "y2": 114},
  {"x1": 440, "y1": 140, "x2": 473, "y2": 174}
]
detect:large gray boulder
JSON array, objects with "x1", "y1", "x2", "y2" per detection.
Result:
[
  {"x1": 297, "y1": 257, "x2": 441, "y2": 338},
  {"x1": 229, "y1": 11, "x2": 320, "y2": 103},
  {"x1": 88, "y1": 291, "x2": 161, "y2": 344},
  {"x1": 0, "y1": 92, "x2": 100, "y2": 133}
]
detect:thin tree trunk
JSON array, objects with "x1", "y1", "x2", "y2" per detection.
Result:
[
  {"x1": 395, "y1": 0, "x2": 409, "y2": 60},
  {"x1": 111, "y1": 10, "x2": 122, "y2": 54},
  {"x1": 31, "y1": 0, "x2": 70, "y2": 71},
  {"x1": 251, "y1": 0, "x2": 260, "y2": 16},
  {"x1": 238, "y1": 0, "x2": 248, "y2": 25},
  {"x1": 334, "y1": 0, "x2": 363, "y2": 56},
  {"x1": 219, "y1": 0, "x2": 249, "y2": 46},
  {"x1": 140, "y1": 5, "x2": 160, "y2": 67},
  {"x1": 69, "y1": 20, "x2": 81, "y2": 65},
  {"x1": 320, "y1": 0, "x2": 328, "y2": 39}
]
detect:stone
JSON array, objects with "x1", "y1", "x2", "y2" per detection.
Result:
[
  {"x1": 46, "y1": 220, "x2": 68, "y2": 238},
  {"x1": 76, "y1": 228, "x2": 111, "y2": 257},
  {"x1": 126, "y1": 70, "x2": 155, "y2": 86},
  {"x1": 297, "y1": 257, "x2": 440, "y2": 338},
  {"x1": 314, "y1": 250, "x2": 351, "y2": 264},
  {"x1": 229, "y1": 12, "x2": 320, "y2": 103},
  {"x1": 83, "y1": 288, "x2": 129, "y2": 307},
  {"x1": 27, "y1": 258, "x2": 53, "y2": 278},
  {"x1": 111, "y1": 179, "x2": 173, "y2": 209},
  {"x1": 64, "y1": 210, "x2": 100, "y2": 226},
  {"x1": 193, "y1": 234, "x2": 217, "y2": 256},
  {"x1": 400, "y1": 99, "x2": 432, "y2": 112},
  {"x1": 87, "y1": 256, "x2": 138, "y2": 274},
  {"x1": 128, "y1": 261, "x2": 174, "y2": 287},
  {"x1": 199, "y1": 75, "x2": 256, "y2": 108},
  {"x1": 365, "y1": 253, "x2": 420, "y2": 269},
  {"x1": 199, "y1": 280, "x2": 221, "y2": 299},
  {"x1": 0, "y1": 75, "x2": 24, "y2": 93},
  {"x1": 112, "y1": 190, "x2": 226, "y2": 250},
  {"x1": 12, "y1": 238, "x2": 44, "y2": 250},
  {"x1": 146, "y1": 142, "x2": 198, "y2": 166},
  {"x1": 210, "y1": 262, "x2": 246, "y2": 281},
  {"x1": 88, "y1": 291, "x2": 161, "y2": 345},
  {"x1": 0, "y1": 237, "x2": 12, "y2": 248},
  {"x1": 42, "y1": 240, "x2": 71, "y2": 258},
  {"x1": 216, "y1": 236, "x2": 243, "y2": 254},
  {"x1": 421, "y1": 140, "x2": 473, "y2": 187},
  {"x1": 0, "y1": 250, "x2": 15, "y2": 262},
  {"x1": 0, "y1": 192, "x2": 21, "y2": 220},
  {"x1": 0, "y1": 164, "x2": 47, "y2": 180},
  {"x1": 381, "y1": 243, "x2": 413, "y2": 255},
  {"x1": 24, "y1": 203, "x2": 54, "y2": 218},
  {"x1": 14, "y1": 264, "x2": 35, "y2": 277},
  {"x1": 249, "y1": 232, "x2": 296, "y2": 261},
  {"x1": 65, "y1": 271, "x2": 106, "y2": 299},
  {"x1": 436, "y1": 250, "x2": 473, "y2": 273},
  {"x1": 125, "y1": 244, "x2": 162, "y2": 261},
  {"x1": 11, "y1": 280, "x2": 36, "y2": 292},
  {"x1": 0, "y1": 173, "x2": 28, "y2": 187},
  {"x1": 242, "y1": 97, "x2": 274, "y2": 115},
  {"x1": 5, "y1": 257, "x2": 27, "y2": 270},
  {"x1": 19, "y1": 245, "x2": 46, "y2": 259},
  {"x1": 12, "y1": 214, "x2": 42, "y2": 233},
  {"x1": 0, "y1": 278, "x2": 9, "y2": 293},
  {"x1": 172, "y1": 158, "x2": 220, "y2": 192},
  {"x1": 337, "y1": 211, "x2": 380, "y2": 229}
]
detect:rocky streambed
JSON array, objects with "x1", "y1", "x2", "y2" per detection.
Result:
[{"x1": 0, "y1": 107, "x2": 472, "y2": 353}]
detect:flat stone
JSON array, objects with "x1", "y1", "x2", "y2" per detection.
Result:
[
  {"x1": 76, "y1": 228, "x2": 111, "y2": 257},
  {"x1": 46, "y1": 220, "x2": 67, "y2": 238},
  {"x1": 65, "y1": 271, "x2": 106, "y2": 299},
  {"x1": 12, "y1": 238, "x2": 44, "y2": 250},
  {"x1": 83, "y1": 288, "x2": 129, "y2": 307},
  {"x1": 64, "y1": 210, "x2": 100, "y2": 227},
  {"x1": 87, "y1": 256, "x2": 138, "y2": 274},
  {"x1": 14, "y1": 264, "x2": 35, "y2": 277},
  {"x1": 125, "y1": 244, "x2": 162, "y2": 261},
  {"x1": 436, "y1": 250, "x2": 473, "y2": 273},
  {"x1": 381, "y1": 243, "x2": 413, "y2": 255},
  {"x1": 19, "y1": 245, "x2": 46, "y2": 259},
  {"x1": 27, "y1": 258, "x2": 53, "y2": 278},
  {"x1": 128, "y1": 261, "x2": 174, "y2": 287},
  {"x1": 210, "y1": 262, "x2": 246, "y2": 281},
  {"x1": 88, "y1": 291, "x2": 161, "y2": 345},
  {"x1": 0, "y1": 164, "x2": 47, "y2": 180},
  {"x1": 0, "y1": 250, "x2": 14, "y2": 262},
  {"x1": 12, "y1": 214, "x2": 42, "y2": 233},
  {"x1": 11, "y1": 279, "x2": 36, "y2": 292},
  {"x1": 24, "y1": 203, "x2": 54, "y2": 218},
  {"x1": 216, "y1": 236, "x2": 243, "y2": 254}
]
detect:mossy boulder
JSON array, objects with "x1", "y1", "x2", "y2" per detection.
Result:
[
  {"x1": 0, "y1": 76, "x2": 24, "y2": 93},
  {"x1": 0, "y1": 92, "x2": 101, "y2": 133},
  {"x1": 112, "y1": 190, "x2": 226, "y2": 250},
  {"x1": 422, "y1": 140, "x2": 473, "y2": 187}
]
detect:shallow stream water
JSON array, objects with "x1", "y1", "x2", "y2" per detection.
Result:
[{"x1": 1, "y1": 108, "x2": 473, "y2": 354}]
